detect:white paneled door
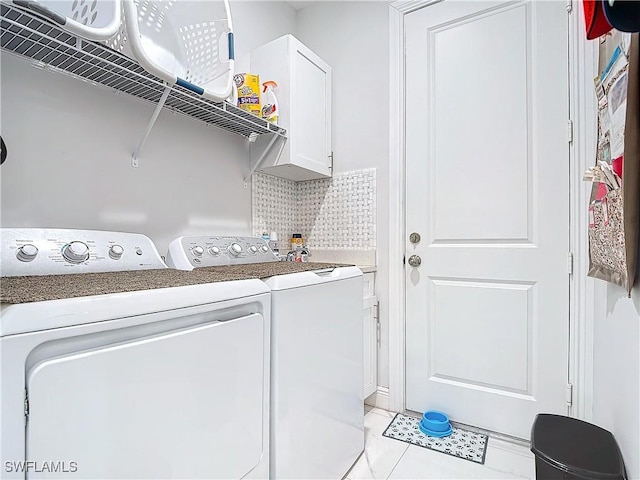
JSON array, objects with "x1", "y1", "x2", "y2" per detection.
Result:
[{"x1": 405, "y1": 0, "x2": 570, "y2": 439}]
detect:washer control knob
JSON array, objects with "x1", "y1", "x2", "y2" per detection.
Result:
[
  {"x1": 208, "y1": 246, "x2": 221, "y2": 256},
  {"x1": 260, "y1": 245, "x2": 269, "y2": 254},
  {"x1": 228, "y1": 243, "x2": 242, "y2": 256},
  {"x1": 62, "y1": 241, "x2": 90, "y2": 264},
  {"x1": 16, "y1": 244, "x2": 38, "y2": 262},
  {"x1": 109, "y1": 244, "x2": 124, "y2": 260},
  {"x1": 248, "y1": 245, "x2": 258, "y2": 255},
  {"x1": 192, "y1": 246, "x2": 205, "y2": 257}
]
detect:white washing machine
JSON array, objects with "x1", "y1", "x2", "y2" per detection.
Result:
[
  {"x1": 1, "y1": 228, "x2": 270, "y2": 480},
  {"x1": 166, "y1": 235, "x2": 280, "y2": 269},
  {"x1": 167, "y1": 235, "x2": 364, "y2": 480}
]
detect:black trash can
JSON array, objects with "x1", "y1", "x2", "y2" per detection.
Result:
[{"x1": 530, "y1": 414, "x2": 627, "y2": 480}]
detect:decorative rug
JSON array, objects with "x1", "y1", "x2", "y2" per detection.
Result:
[{"x1": 382, "y1": 413, "x2": 488, "y2": 464}]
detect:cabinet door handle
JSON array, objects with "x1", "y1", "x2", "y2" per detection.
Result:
[{"x1": 328, "y1": 151, "x2": 334, "y2": 171}]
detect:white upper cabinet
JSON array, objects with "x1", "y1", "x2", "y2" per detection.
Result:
[{"x1": 251, "y1": 34, "x2": 332, "y2": 181}]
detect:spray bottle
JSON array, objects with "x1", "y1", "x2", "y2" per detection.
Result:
[{"x1": 261, "y1": 81, "x2": 279, "y2": 125}]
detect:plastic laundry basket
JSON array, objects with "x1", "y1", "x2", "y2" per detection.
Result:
[
  {"x1": 530, "y1": 414, "x2": 627, "y2": 480},
  {"x1": 121, "y1": 0, "x2": 234, "y2": 102},
  {"x1": 11, "y1": 0, "x2": 121, "y2": 41}
]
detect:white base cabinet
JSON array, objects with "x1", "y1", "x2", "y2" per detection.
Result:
[
  {"x1": 363, "y1": 272, "x2": 378, "y2": 399},
  {"x1": 250, "y1": 34, "x2": 332, "y2": 181}
]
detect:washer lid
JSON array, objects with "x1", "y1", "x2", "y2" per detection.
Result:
[{"x1": 0, "y1": 279, "x2": 269, "y2": 336}]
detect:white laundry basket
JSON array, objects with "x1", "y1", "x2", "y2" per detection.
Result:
[
  {"x1": 11, "y1": 0, "x2": 121, "y2": 41},
  {"x1": 121, "y1": 0, "x2": 234, "y2": 102}
]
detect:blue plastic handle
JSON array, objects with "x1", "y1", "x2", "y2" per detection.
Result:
[
  {"x1": 228, "y1": 32, "x2": 235, "y2": 60},
  {"x1": 176, "y1": 78, "x2": 204, "y2": 95}
]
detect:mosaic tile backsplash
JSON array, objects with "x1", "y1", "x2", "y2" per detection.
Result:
[
  {"x1": 251, "y1": 173, "x2": 297, "y2": 247},
  {"x1": 252, "y1": 168, "x2": 376, "y2": 250}
]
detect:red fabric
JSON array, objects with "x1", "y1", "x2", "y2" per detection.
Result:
[
  {"x1": 596, "y1": 182, "x2": 609, "y2": 200},
  {"x1": 612, "y1": 156, "x2": 623, "y2": 178},
  {"x1": 583, "y1": 0, "x2": 613, "y2": 40}
]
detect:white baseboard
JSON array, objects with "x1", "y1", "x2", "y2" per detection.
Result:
[{"x1": 365, "y1": 387, "x2": 391, "y2": 411}]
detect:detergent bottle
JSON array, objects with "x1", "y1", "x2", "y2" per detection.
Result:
[{"x1": 261, "y1": 81, "x2": 279, "y2": 125}]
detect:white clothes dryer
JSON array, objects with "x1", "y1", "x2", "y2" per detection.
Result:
[
  {"x1": 1, "y1": 228, "x2": 270, "y2": 480},
  {"x1": 166, "y1": 235, "x2": 364, "y2": 480},
  {"x1": 262, "y1": 267, "x2": 363, "y2": 480}
]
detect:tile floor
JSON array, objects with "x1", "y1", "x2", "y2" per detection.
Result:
[{"x1": 347, "y1": 408, "x2": 535, "y2": 480}]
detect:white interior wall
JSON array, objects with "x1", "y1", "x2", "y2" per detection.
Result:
[
  {"x1": 592, "y1": 286, "x2": 640, "y2": 478},
  {"x1": 0, "y1": 2, "x2": 297, "y2": 255},
  {"x1": 295, "y1": 1, "x2": 391, "y2": 389},
  {"x1": 231, "y1": 2, "x2": 297, "y2": 74}
]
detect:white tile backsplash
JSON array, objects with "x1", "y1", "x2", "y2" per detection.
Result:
[
  {"x1": 252, "y1": 168, "x2": 376, "y2": 252},
  {"x1": 251, "y1": 172, "x2": 297, "y2": 246},
  {"x1": 297, "y1": 168, "x2": 376, "y2": 250}
]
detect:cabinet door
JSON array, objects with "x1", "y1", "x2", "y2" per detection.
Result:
[
  {"x1": 290, "y1": 40, "x2": 332, "y2": 177},
  {"x1": 363, "y1": 296, "x2": 378, "y2": 398}
]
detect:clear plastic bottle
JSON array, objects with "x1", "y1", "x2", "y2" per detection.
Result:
[
  {"x1": 261, "y1": 81, "x2": 279, "y2": 125},
  {"x1": 269, "y1": 231, "x2": 279, "y2": 255}
]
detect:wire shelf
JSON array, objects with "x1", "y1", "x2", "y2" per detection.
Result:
[{"x1": 0, "y1": 2, "x2": 286, "y2": 139}]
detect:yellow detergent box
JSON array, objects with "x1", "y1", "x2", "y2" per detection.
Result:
[{"x1": 234, "y1": 73, "x2": 261, "y2": 115}]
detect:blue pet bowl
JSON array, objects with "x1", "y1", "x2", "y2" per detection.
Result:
[{"x1": 419, "y1": 411, "x2": 452, "y2": 437}]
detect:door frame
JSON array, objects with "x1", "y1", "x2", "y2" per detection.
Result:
[{"x1": 387, "y1": 0, "x2": 602, "y2": 423}]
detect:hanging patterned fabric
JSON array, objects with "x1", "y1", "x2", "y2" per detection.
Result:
[{"x1": 587, "y1": 34, "x2": 639, "y2": 295}]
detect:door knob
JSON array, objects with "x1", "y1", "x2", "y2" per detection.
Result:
[{"x1": 408, "y1": 255, "x2": 422, "y2": 267}]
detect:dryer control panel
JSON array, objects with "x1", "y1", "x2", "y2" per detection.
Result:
[
  {"x1": 166, "y1": 235, "x2": 280, "y2": 270},
  {"x1": 1, "y1": 228, "x2": 167, "y2": 276}
]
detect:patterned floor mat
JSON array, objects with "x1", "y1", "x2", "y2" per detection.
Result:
[{"x1": 382, "y1": 413, "x2": 488, "y2": 464}]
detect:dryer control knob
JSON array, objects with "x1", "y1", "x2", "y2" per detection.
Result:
[
  {"x1": 192, "y1": 246, "x2": 205, "y2": 257},
  {"x1": 208, "y1": 246, "x2": 221, "y2": 256},
  {"x1": 16, "y1": 244, "x2": 38, "y2": 262},
  {"x1": 109, "y1": 245, "x2": 124, "y2": 260},
  {"x1": 62, "y1": 241, "x2": 90, "y2": 263},
  {"x1": 228, "y1": 243, "x2": 242, "y2": 256},
  {"x1": 260, "y1": 245, "x2": 269, "y2": 254},
  {"x1": 248, "y1": 245, "x2": 258, "y2": 255}
]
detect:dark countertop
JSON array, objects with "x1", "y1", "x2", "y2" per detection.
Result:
[{"x1": 0, "y1": 262, "x2": 352, "y2": 304}]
